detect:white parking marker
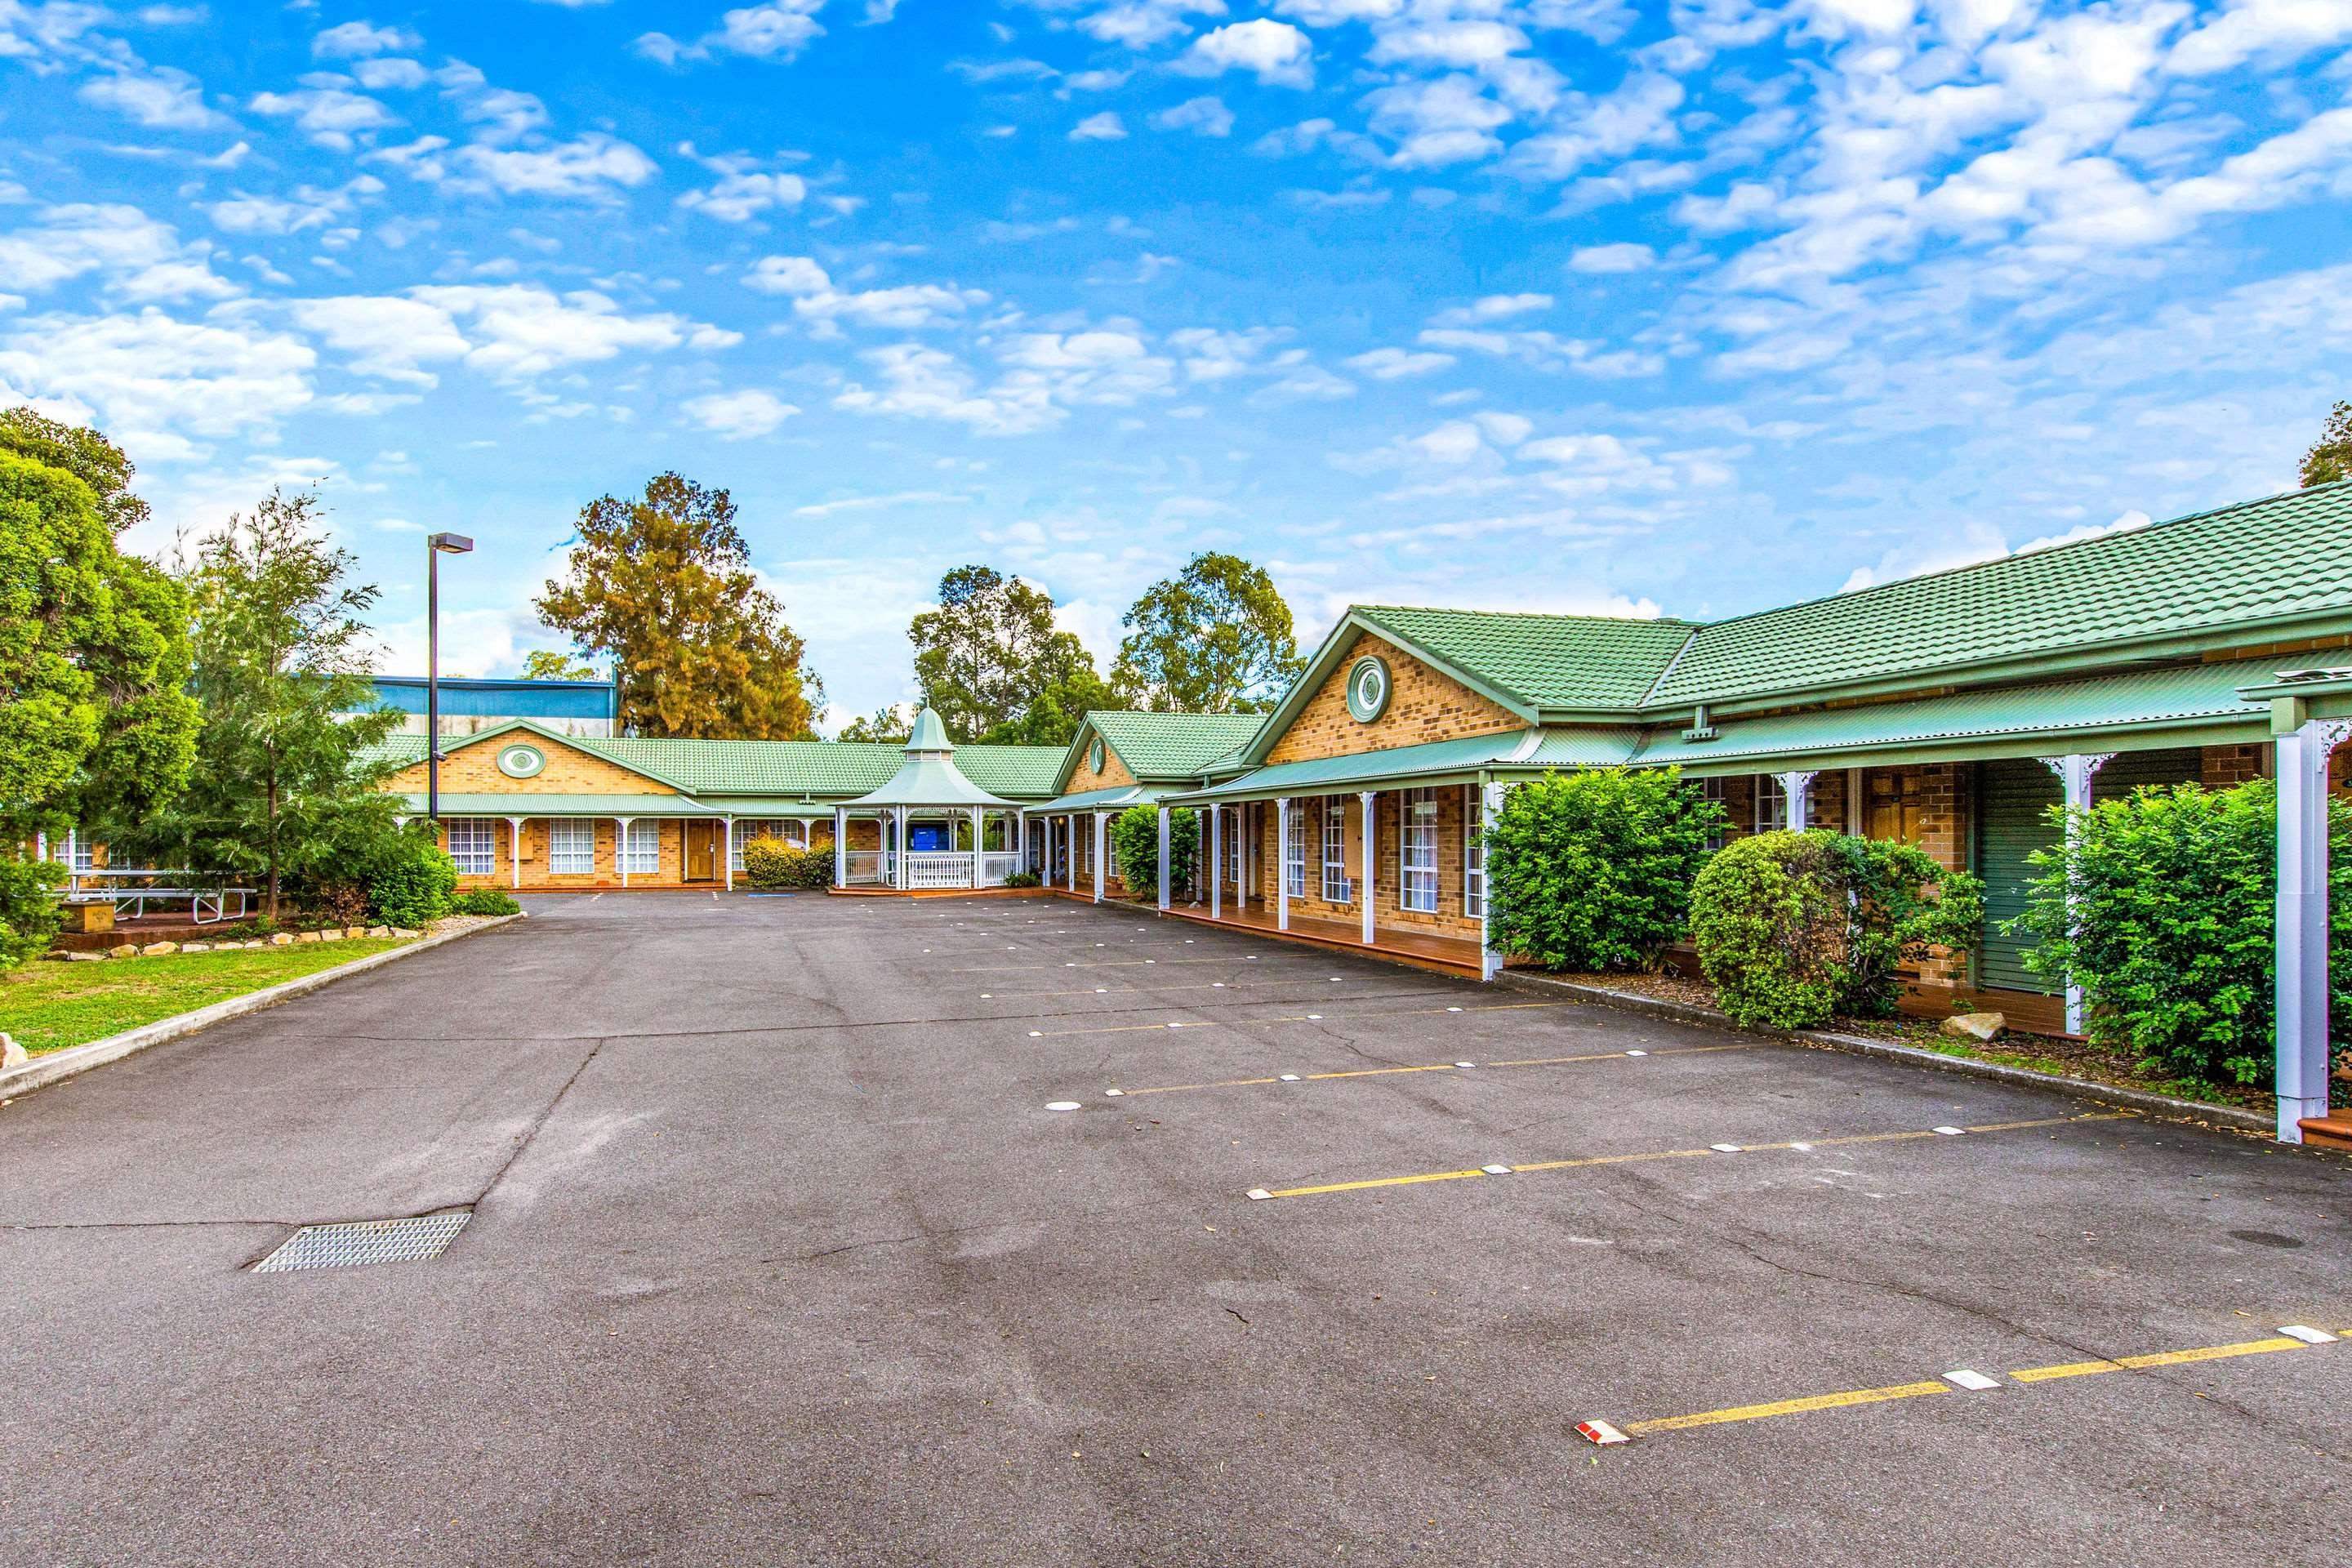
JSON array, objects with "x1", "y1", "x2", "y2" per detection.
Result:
[
  {"x1": 1306, "y1": 1014, "x2": 1322, "y2": 1021},
  {"x1": 1624, "y1": 1049, "x2": 1648, "y2": 1058},
  {"x1": 2281, "y1": 1325, "x2": 2336, "y2": 1344},
  {"x1": 981, "y1": 993, "x2": 992, "y2": 999},
  {"x1": 1446, "y1": 1006, "x2": 1462, "y2": 1013},
  {"x1": 1944, "y1": 1370, "x2": 1999, "y2": 1391},
  {"x1": 1046, "y1": 1101, "x2": 1081, "y2": 1111},
  {"x1": 1095, "y1": 987, "x2": 1108, "y2": 994},
  {"x1": 1481, "y1": 1164, "x2": 1512, "y2": 1175},
  {"x1": 1246, "y1": 1188, "x2": 1272, "y2": 1201},
  {"x1": 1106, "y1": 1088, "x2": 1125, "y2": 1097},
  {"x1": 1932, "y1": 1125, "x2": 1967, "y2": 1136},
  {"x1": 1029, "y1": 1031, "x2": 1043, "y2": 1038},
  {"x1": 1279, "y1": 1074, "x2": 1301, "y2": 1082},
  {"x1": 1576, "y1": 1420, "x2": 1629, "y2": 1446},
  {"x1": 1454, "y1": 1061, "x2": 1474, "y2": 1068},
  {"x1": 1710, "y1": 1143, "x2": 1743, "y2": 1153},
  {"x1": 1789, "y1": 1142, "x2": 1814, "y2": 1152}
]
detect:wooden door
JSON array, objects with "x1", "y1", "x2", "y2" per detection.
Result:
[{"x1": 683, "y1": 821, "x2": 718, "y2": 883}]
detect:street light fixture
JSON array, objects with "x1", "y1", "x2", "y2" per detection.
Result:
[{"x1": 425, "y1": 532, "x2": 474, "y2": 826}]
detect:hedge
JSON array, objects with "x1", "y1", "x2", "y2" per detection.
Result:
[
  {"x1": 1485, "y1": 767, "x2": 1722, "y2": 972},
  {"x1": 1110, "y1": 804, "x2": 1198, "y2": 898},
  {"x1": 742, "y1": 840, "x2": 831, "y2": 890}
]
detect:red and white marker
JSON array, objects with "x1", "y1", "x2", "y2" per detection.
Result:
[{"x1": 1576, "y1": 1419, "x2": 1629, "y2": 1446}]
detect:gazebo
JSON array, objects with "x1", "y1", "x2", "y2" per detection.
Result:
[{"x1": 831, "y1": 708, "x2": 1027, "y2": 891}]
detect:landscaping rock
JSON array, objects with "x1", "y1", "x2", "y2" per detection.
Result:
[
  {"x1": 64, "y1": 951, "x2": 104, "y2": 963},
  {"x1": 318, "y1": 930, "x2": 342, "y2": 943},
  {"x1": 1940, "y1": 1010, "x2": 2007, "y2": 1043},
  {"x1": 367, "y1": 925, "x2": 391, "y2": 938},
  {"x1": 2, "y1": 1033, "x2": 24, "y2": 1070},
  {"x1": 296, "y1": 930, "x2": 320, "y2": 942},
  {"x1": 180, "y1": 942, "x2": 210, "y2": 954},
  {"x1": 343, "y1": 925, "x2": 367, "y2": 939},
  {"x1": 109, "y1": 943, "x2": 138, "y2": 958},
  {"x1": 140, "y1": 941, "x2": 178, "y2": 957},
  {"x1": 391, "y1": 928, "x2": 421, "y2": 939},
  {"x1": 269, "y1": 933, "x2": 295, "y2": 946}
]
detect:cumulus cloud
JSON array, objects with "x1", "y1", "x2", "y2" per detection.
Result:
[
  {"x1": 248, "y1": 79, "x2": 397, "y2": 151},
  {"x1": 78, "y1": 65, "x2": 228, "y2": 129},
  {"x1": 637, "y1": 0, "x2": 826, "y2": 66},
  {"x1": 1152, "y1": 96, "x2": 1234, "y2": 137},
  {"x1": 0, "y1": 203, "x2": 237, "y2": 302},
  {"x1": 1178, "y1": 20, "x2": 1314, "y2": 87},
  {"x1": 741, "y1": 254, "x2": 987, "y2": 336},
  {"x1": 675, "y1": 146, "x2": 808, "y2": 221},
  {"x1": 684, "y1": 388, "x2": 800, "y2": 439},
  {"x1": 457, "y1": 133, "x2": 659, "y2": 199},
  {"x1": 312, "y1": 20, "x2": 422, "y2": 59},
  {"x1": 0, "y1": 308, "x2": 316, "y2": 461},
  {"x1": 1568, "y1": 242, "x2": 1656, "y2": 273},
  {"x1": 1070, "y1": 111, "x2": 1129, "y2": 140},
  {"x1": 1345, "y1": 345, "x2": 1455, "y2": 379}
]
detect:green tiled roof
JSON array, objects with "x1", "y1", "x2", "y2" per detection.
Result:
[
  {"x1": 397, "y1": 792, "x2": 716, "y2": 817},
  {"x1": 1354, "y1": 606, "x2": 1699, "y2": 713},
  {"x1": 1649, "y1": 483, "x2": 2352, "y2": 708},
  {"x1": 1085, "y1": 710, "x2": 1269, "y2": 780},
  {"x1": 1169, "y1": 731, "x2": 1538, "y2": 803},
  {"x1": 1032, "y1": 784, "x2": 1161, "y2": 813}
]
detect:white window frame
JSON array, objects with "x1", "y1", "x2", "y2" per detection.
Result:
[
  {"x1": 1321, "y1": 798, "x2": 1350, "y2": 904},
  {"x1": 624, "y1": 818, "x2": 662, "y2": 875},
  {"x1": 1755, "y1": 774, "x2": 1788, "y2": 834},
  {"x1": 53, "y1": 830, "x2": 96, "y2": 873},
  {"x1": 1463, "y1": 785, "x2": 1486, "y2": 919},
  {"x1": 548, "y1": 818, "x2": 595, "y2": 875},
  {"x1": 447, "y1": 817, "x2": 496, "y2": 876},
  {"x1": 1401, "y1": 787, "x2": 1440, "y2": 914},
  {"x1": 1699, "y1": 776, "x2": 1728, "y2": 851},
  {"x1": 1283, "y1": 801, "x2": 1307, "y2": 898}
]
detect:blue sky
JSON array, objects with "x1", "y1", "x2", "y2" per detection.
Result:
[{"x1": 4, "y1": 0, "x2": 2349, "y2": 728}]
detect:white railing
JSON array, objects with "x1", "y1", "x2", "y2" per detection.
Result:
[
  {"x1": 981, "y1": 852, "x2": 1022, "y2": 886},
  {"x1": 904, "y1": 853, "x2": 973, "y2": 889},
  {"x1": 841, "y1": 850, "x2": 886, "y2": 885}
]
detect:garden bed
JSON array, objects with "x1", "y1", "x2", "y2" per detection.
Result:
[{"x1": 1539, "y1": 968, "x2": 2286, "y2": 1115}]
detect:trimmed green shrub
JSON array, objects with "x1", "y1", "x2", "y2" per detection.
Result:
[
  {"x1": 1001, "y1": 871, "x2": 1042, "y2": 889},
  {"x1": 452, "y1": 888, "x2": 522, "y2": 916},
  {"x1": 1690, "y1": 831, "x2": 1983, "y2": 1030},
  {"x1": 1110, "y1": 804, "x2": 1198, "y2": 898},
  {"x1": 2014, "y1": 779, "x2": 2352, "y2": 1086},
  {"x1": 0, "y1": 853, "x2": 65, "y2": 970},
  {"x1": 1486, "y1": 767, "x2": 1723, "y2": 971},
  {"x1": 742, "y1": 839, "x2": 831, "y2": 890},
  {"x1": 367, "y1": 830, "x2": 458, "y2": 929}
]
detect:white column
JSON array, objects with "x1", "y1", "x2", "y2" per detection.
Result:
[
  {"x1": 969, "y1": 806, "x2": 982, "y2": 889},
  {"x1": 1067, "y1": 815, "x2": 1078, "y2": 892},
  {"x1": 1846, "y1": 767, "x2": 1864, "y2": 834},
  {"x1": 1276, "y1": 796, "x2": 1291, "y2": 933},
  {"x1": 615, "y1": 817, "x2": 631, "y2": 888},
  {"x1": 1479, "y1": 782, "x2": 1503, "y2": 981},
  {"x1": 508, "y1": 817, "x2": 526, "y2": 891},
  {"x1": 1156, "y1": 804, "x2": 1172, "y2": 911},
  {"x1": 1210, "y1": 804, "x2": 1223, "y2": 919},
  {"x1": 1774, "y1": 770, "x2": 1820, "y2": 831},
  {"x1": 1093, "y1": 812, "x2": 1107, "y2": 904},
  {"x1": 1358, "y1": 791, "x2": 1377, "y2": 947},
  {"x1": 722, "y1": 817, "x2": 734, "y2": 892},
  {"x1": 2039, "y1": 753, "x2": 2116, "y2": 1035},
  {"x1": 2275, "y1": 723, "x2": 2344, "y2": 1140},
  {"x1": 1237, "y1": 804, "x2": 1250, "y2": 909}
]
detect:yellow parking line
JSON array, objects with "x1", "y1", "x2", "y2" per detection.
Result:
[
  {"x1": 2011, "y1": 1336, "x2": 2306, "y2": 1382},
  {"x1": 1483, "y1": 1044, "x2": 1755, "y2": 1068},
  {"x1": 1250, "y1": 1111, "x2": 2133, "y2": 1200},
  {"x1": 1624, "y1": 1380, "x2": 1950, "y2": 1435}
]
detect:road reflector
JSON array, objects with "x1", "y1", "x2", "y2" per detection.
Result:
[
  {"x1": 1624, "y1": 1049, "x2": 1647, "y2": 1058},
  {"x1": 1306, "y1": 1013, "x2": 1322, "y2": 1020},
  {"x1": 1454, "y1": 1061, "x2": 1474, "y2": 1068},
  {"x1": 1046, "y1": 1102, "x2": 1080, "y2": 1111},
  {"x1": 1029, "y1": 1031, "x2": 1043, "y2": 1037},
  {"x1": 1481, "y1": 1164, "x2": 1512, "y2": 1175},
  {"x1": 1446, "y1": 1005, "x2": 1463, "y2": 1012},
  {"x1": 1280, "y1": 1073, "x2": 1301, "y2": 1082},
  {"x1": 1246, "y1": 1188, "x2": 1272, "y2": 1201},
  {"x1": 1933, "y1": 1125, "x2": 1967, "y2": 1136},
  {"x1": 1790, "y1": 1142, "x2": 1815, "y2": 1152},
  {"x1": 1576, "y1": 1420, "x2": 1629, "y2": 1446},
  {"x1": 2280, "y1": 1325, "x2": 2336, "y2": 1344},
  {"x1": 1943, "y1": 1370, "x2": 1999, "y2": 1391},
  {"x1": 1106, "y1": 1088, "x2": 1125, "y2": 1097},
  {"x1": 1710, "y1": 1143, "x2": 1743, "y2": 1153}
]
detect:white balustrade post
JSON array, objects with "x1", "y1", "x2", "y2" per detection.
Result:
[
  {"x1": 1210, "y1": 804, "x2": 1223, "y2": 920},
  {"x1": 1093, "y1": 812, "x2": 1107, "y2": 904},
  {"x1": 1067, "y1": 815, "x2": 1078, "y2": 892},
  {"x1": 971, "y1": 806, "x2": 983, "y2": 889},
  {"x1": 509, "y1": 817, "x2": 526, "y2": 891},
  {"x1": 834, "y1": 808, "x2": 846, "y2": 887},
  {"x1": 1156, "y1": 804, "x2": 1171, "y2": 912},
  {"x1": 722, "y1": 817, "x2": 733, "y2": 892},
  {"x1": 1479, "y1": 782, "x2": 1503, "y2": 981},
  {"x1": 616, "y1": 817, "x2": 630, "y2": 888},
  {"x1": 1276, "y1": 796, "x2": 1291, "y2": 933},
  {"x1": 1236, "y1": 804, "x2": 1250, "y2": 910},
  {"x1": 2040, "y1": 753, "x2": 2115, "y2": 1035},
  {"x1": 2275, "y1": 723, "x2": 2344, "y2": 1140},
  {"x1": 1358, "y1": 791, "x2": 1377, "y2": 947}
]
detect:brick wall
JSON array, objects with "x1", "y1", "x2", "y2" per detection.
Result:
[
  {"x1": 2201, "y1": 743, "x2": 2270, "y2": 787},
  {"x1": 1247, "y1": 786, "x2": 1484, "y2": 941},
  {"x1": 442, "y1": 815, "x2": 693, "y2": 890},
  {"x1": 1266, "y1": 632, "x2": 1521, "y2": 764},
  {"x1": 1065, "y1": 736, "x2": 1135, "y2": 794},
  {"x1": 385, "y1": 733, "x2": 675, "y2": 796}
]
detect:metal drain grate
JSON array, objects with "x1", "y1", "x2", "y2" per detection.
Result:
[{"x1": 251, "y1": 1211, "x2": 472, "y2": 1273}]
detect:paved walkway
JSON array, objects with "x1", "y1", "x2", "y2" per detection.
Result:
[{"x1": 3, "y1": 891, "x2": 2348, "y2": 1565}]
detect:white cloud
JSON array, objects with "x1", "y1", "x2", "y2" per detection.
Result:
[
  {"x1": 1274, "y1": 0, "x2": 1399, "y2": 23},
  {"x1": 78, "y1": 65, "x2": 227, "y2": 129},
  {"x1": 312, "y1": 20, "x2": 421, "y2": 59},
  {"x1": 248, "y1": 82, "x2": 397, "y2": 151},
  {"x1": 1344, "y1": 345, "x2": 1455, "y2": 379},
  {"x1": 741, "y1": 254, "x2": 987, "y2": 335},
  {"x1": 1071, "y1": 1, "x2": 1227, "y2": 48},
  {"x1": 1071, "y1": 111, "x2": 1129, "y2": 140},
  {"x1": 637, "y1": 0, "x2": 826, "y2": 65},
  {"x1": 794, "y1": 488, "x2": 971, "y2": 517},
  {"x1": 675, "y1": 149, "x2": 809, "y2": 221},
  {"x1": 1365, "y1": 74, "x2": 1511, "y2": 167},
  {"x1": 407, "y1": 284, "x2": 718, "y2": 379},
  {"x1": 1152, "y1": 96, "x2": 1234, "y2": 137},
  {"x1": 1428, "y1": 293, "x2": 1552, "y2": 327},
  {"x1": 684, "y1": 388, "x2": 800, "y2": 439},
  {"x1": 744, "y1": 254, "x2": 835, "y2": 295},
  {"x1": 457, "y1": 133, "x2": 659, "y2": 198},
  {"x1": 1568, "y1": 242, "x2": 1656, "y2": 273},
  {"x1": 835, "y1": 343, "x2": 1059, "y2": 435},
  {"x1": 0, "y1": 308, "x2": 315, "y2": 461},
  {"x1": 291, "y1": 294, "x2": 471, "y2": 385},
  {"x1": 2171, "y1": 0, "x2": 2352, "y2": 74},
  {"x1": 1178, "y1": 19, "x2": 1314, "y2": 87},
  {"x1": 0, "y1": 203, "x2": 236, "y2": 301},
  {"x1": 1418, "y1": 325, "x2": 1661, "y2": 377},
  {"x1": 205, "y1": 176, "x2": 381, "y2": 236},
  {"x1": 353, "y1": 56, "x2": 428, "y2": 90}
]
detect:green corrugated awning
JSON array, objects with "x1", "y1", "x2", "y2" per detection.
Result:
[
  {"x1": 399, "y1": 793, "x2": 721, "y2": 817},
  {"x1": 1027, "y1": 784, "x2": 1162, "y2": 813}
]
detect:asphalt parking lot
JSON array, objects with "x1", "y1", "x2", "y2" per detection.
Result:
[{"x1": 4, "y1": 890, "x2": 2350, "y2": 1566}]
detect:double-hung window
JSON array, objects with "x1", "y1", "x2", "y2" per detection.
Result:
[
  {"x1": 624, "y1": 818, "x2": 661, "y2": 875},
  {"x1": 447, "y1": 817, "x2": 496, "y2": 876},
  {"x1": 1321, "y1": 799, "x2": 1349, "y2": 904},
  {"x1": 1283, "y1": 802, "x2": 1307, "y2": 898},
  {"x1": 548, "y1": 818, "x2": 595, "y2": 875},
  {"x1": 1463, "y1": 786, "x2": 1486, "y2": 919},
  {"x1": 52, "y1": 830, "x2": 96, "y2": 873},
  {"x1": 1755, "y1": 774, "x2": 1788, "y2": 834},
  {"x1": 1699, "y1": 777, "x2": 1728, "y2": 851},
  {"x1": 1401, "y1": 788, "x2": 1440, "y2": 913}
]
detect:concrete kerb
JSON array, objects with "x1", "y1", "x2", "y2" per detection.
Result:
[
  {"x1": 0, "y1": 914, "x2": 525, "y2": 1103},
  {"x1": 1490, "y1": 968, "x2": 2276, "y2": 1141}
]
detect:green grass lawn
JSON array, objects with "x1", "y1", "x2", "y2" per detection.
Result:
[{"x1": 2, "y1": 938, "x2": 413, "y2": 1057}]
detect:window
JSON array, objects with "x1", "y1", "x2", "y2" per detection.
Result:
[
  {"x1": 51, "y1": 831, "x2": 96, "y2": 873},
  {"x1": 624, "y1": 818, "x2": 661, "y2": 875},
  {"x1": 1755, "y1": 774, "x2": 1788, "y2": 834},
  {"x1": 1699, "y1": 777, "x2": 1728, "y2": 851},
  {"x1": 1283, "y1": 801, "x2": 1306, "y2": 898},
  {"x1": 447, "y1": 818, "x2": 496, "y2": 875},
  {"x1": 549, "y1": 818, "x2": 595, "y2": 875},
  {"x1": 1401, "y1": 788, "x2": 1440, "y2": 913},
  {"x1": 730, "y1": 820, "x2": 804, "y2": 871},
  {"x1": 1222, "y1": 807, "x2": 1241, "y2": 886},
  {"x1": 1321, "y1": 799, "x2": 1350, "y2": 904},
  {"x1": 1463, "y1": 786, "x2": 1486, "y2": 919}
]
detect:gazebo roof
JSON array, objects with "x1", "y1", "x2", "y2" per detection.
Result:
[{"x1": 837, "y1": 707, "x2": 1019, "y2": 808}]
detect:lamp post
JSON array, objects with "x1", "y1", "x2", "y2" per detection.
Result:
[{"x1": 425, "y1": 532, "x2": 474, "y2": 824}]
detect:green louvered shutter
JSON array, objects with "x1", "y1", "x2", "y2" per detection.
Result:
[{"x1": 1974, "y1": 748, "x2": 2202, "y2": 996}]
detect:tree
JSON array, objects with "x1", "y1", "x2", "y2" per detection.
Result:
[
  {"x1": 978, "y1": 666, "x2": 1127, "y2": 747},
  {"x1": 836, "y1": 704, "x2": 912, "y2": 743},
  {"x1": 1112, "y1": 551, "x2": 1305, "y2": 713},
  {"x1": 114, "y1": 491, "x2": 401, "y2": 922},
  {"x1": 522, "y1": 649, "x2": 599, "y2": 682},
  {"x1": 0, "y1": 405, "x2": 150, "y2": 534},
  {"x1": 536, "y1": 473, "x2": 824, "y2": 739},
  {"x1": 0, "y1": 414, "x2": 197, "y2": 864},
  {"x1": 2302, "y1": 401, "x2": 2352, "y2": 488},
  {"x1": 911, "y1": 567, "x2": 1057, "y2": 740},
  {"x1": 1110, "y1": 803, "x2": 1197, "y2": 897}
]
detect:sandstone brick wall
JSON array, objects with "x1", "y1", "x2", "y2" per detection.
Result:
[
  {"x1": 1065, "y1": 737, "x2": 1135, "y2": 794},
  {"x1": 442, "y1": 814, "x2": 688, "y2": 890},
  {"x1": 1247, "y1": 786, "x2": 1483, "y2": 940},
  {"x1": 385, "y1": 733, "x2": 675, "y2": 796},
  {"x1": 1266, "y1": 632, "x2": 1521, "y2": 765}
]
